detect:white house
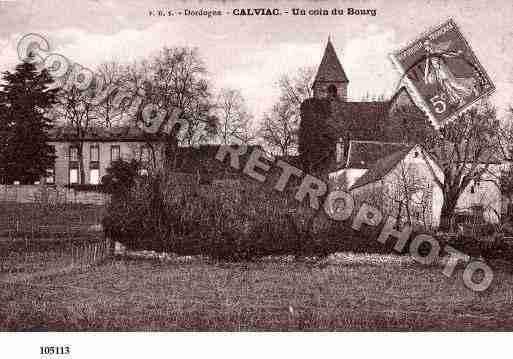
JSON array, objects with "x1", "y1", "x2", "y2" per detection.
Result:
[{"x1": 329, "y1": 140, "x2": 503, "y2": 229}]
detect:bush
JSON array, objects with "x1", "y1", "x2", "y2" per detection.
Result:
[
  {"x1": 101, "y1": 159, "x2": 140, "y2": 198},
  {"x1": 435, "y1": 227, "x2": 513, "y2": 261},
  {"x1": 103, "y1": 168, "x2": 346, "y2": 261},
  {"x1": 103, "y1": 169, "x2": 468, "y2": 261}
]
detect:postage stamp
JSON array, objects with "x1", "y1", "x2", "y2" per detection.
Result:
[{"x1": 390, "y1": 18, "x2": 495, "y2": 128}]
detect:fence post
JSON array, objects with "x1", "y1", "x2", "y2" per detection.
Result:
[{"x1": 107, "y1": 237, "x2": 114, "y2": 259}]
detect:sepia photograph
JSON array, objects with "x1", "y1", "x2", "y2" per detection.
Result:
[{"x1": 1, "y1": 0, "x2": 513, "y2": 354}]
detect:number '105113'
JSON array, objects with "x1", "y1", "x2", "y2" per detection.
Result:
[{"x1": 40, "y1": 346, "x2": 70, "y2": 355}]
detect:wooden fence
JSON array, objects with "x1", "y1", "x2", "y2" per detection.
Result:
[{"x1": 0, "y1": 236, "x2": 113, "y2": 278}]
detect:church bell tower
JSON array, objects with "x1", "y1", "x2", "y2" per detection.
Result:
[{"x1": 312, "y1": 37, "x2": 349, "y2": 100}]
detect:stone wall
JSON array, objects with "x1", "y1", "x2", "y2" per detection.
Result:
[{"x1": 0, "y1": 185, "x2": 109, "y2": 205}]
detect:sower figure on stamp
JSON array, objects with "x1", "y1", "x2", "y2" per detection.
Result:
[{"x1": 423, "y1": 39, "x2": 478, "y2": 107}]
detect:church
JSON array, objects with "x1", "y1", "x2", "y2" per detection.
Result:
[
  {"x1": 299, "y1": 38, "x2": 502, "y2": 228},
  {"x1": 299, "y1": 37, "x2": 434, "y2": 177}
]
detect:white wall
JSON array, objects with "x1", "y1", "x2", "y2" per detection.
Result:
[
  {"x1": 455, "y1": 164, "x2": 503, "y2": 223},
  {"x1": 329, "y1": 168, "x2": 367, "y2": 190}
]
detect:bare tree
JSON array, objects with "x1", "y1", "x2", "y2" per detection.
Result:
[
  {"x1": 214, "y1": 88, "x2": 254, "y2": 144},
  {"x1": 147, "y1": 47, "x2": 212, "y2": 149},
  {"x1": 90, "y1": 60, "x2": 153, "y2": 129},
  {"x1": 278, "y1": 66, "x2": 315, "y2": 110},
  {"x1": 383, "y1": 161, "x2": 432, "y2": 229},
  {"x1": 259, "y1": 101, "x2": 297, "y2": 156},
  {"x1": 423, "y1": 102, "x2": 502, "y2": 231},
  {"x1": 259, "y1": 66, "x2": 315, "y2": 156}
]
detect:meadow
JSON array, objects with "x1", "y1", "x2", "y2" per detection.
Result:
[
  {"x1": 2, "y1": 255, "x2": 513, "y2": 331},
  {"x1": 1, "y1": 179, "x2": 511, "y2": 331}
]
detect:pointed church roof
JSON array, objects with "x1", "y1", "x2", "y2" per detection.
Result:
[{"x1": 313, "y1": 38, "x2": 349, "y2": 85}]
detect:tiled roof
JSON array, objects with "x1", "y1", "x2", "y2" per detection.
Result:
[
  {"x1": 173, "y1": 145, "x2": 263, "y2": 178},
  {"x1": 345, "y1": 141, "x2": 412, "y2": 169},
  {"x1": 328, "y1": 100, "x2": 390, "y2": 139},
  {"x1": 313, "y1": 39, "x2": 349, "y2": 85},
  {"x1": 47, "y1": 126, "x2": 164, "y2": 141},
  {"x1": 350, "y1": 146, "x2": 415, "y2": 190}
]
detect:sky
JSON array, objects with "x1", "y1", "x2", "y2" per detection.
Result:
[{"x1": 0, "y1": 0, "x2": 512, "y2": 121}]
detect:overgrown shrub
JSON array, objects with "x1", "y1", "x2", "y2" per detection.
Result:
[
  {"x1": 103, "y1": 168, "x2": 355, "y2": 260},
  {"x1": 101, "y1": 159, "x2": 140, "y2": 198},
  {"x1": 105, "y1": 168, "x2": 513, "y2": 261}
]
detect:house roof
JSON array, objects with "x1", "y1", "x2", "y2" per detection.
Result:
[
  {"x1": 47, "y1": 126, "x2": 164, "y2": 142},
  {"x1": 345, "y1": 140, "x2": 412, "y2": 169},
  {"x1": 173, "y1": 144, "x2": 263, "y2": 178},
  {"x1": 350, "y1": 145, "x2": 415, "y2": 190},
  {"x1": 313, "y1": 38, "x2": 349, "y2": 85},
  {"x1": 329, "y1": 101, "x2": 389, "y2": 138}
]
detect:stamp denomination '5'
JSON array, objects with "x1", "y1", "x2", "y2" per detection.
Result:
[{"x1": 391, "y1": 19, "x2": 495, "y2": 128}]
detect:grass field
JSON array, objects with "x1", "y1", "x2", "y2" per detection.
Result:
[
  {"x1": 0, "y1": 202, "x2": 106, "y2": 275},
  {"x1": 2, "y1": 255, "x2": 513, "y2": 331},
  {"x1": 0, "y1": 202, "x2": 105, "y2": 237}
]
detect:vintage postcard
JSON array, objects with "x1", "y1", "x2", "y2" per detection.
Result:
[{"x1": 1, "y1": 0, "x2": 513, "y2": 357}]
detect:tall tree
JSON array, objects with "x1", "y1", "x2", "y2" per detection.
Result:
[
  {"x1": 423, "y1": 102, "x2": 501, "y2": 231},
  {"x1": 147, "y1": 47, "x2": 212, "y2": 147},
  {"x1": 214, "y1": 88, "x2": 254, "y2": 144},
  {"x1": 259, "y1": 101, "x2": 297, "y2": 156},
  {"x1": 278, "y1": 66, "x2": 315, "y2": 111},
  {"x1": 0, "y1": 62, "x2": 58, "y2": 184},
  {"x1": 92, "y1": 61, "x2": 133, "y2": 127},
  {"x1": 260, "y1": 66, "x2": 315, "y2": 156}
]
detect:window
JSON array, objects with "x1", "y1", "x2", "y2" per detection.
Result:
[
  {"x1": 69, "y1": 168, "x2": 79, "y2": 184},
  {"x1": 327, "y1": 84, "x2": 338, "y2": 97},
  {"x1": 69, "y1": 146, "x2": 79, "y2": 184},
  {"x1": 90, "y1": 145, "x2": 99, "y2": 162},
  {"x1": 69, "y1": 146, "x2": 78, "y2": 161},
  {"x1": 111, "y1": 145, "x2": 120, "y2": 162},
  {"x1": 141, "y1": 146, "x2": 151, "y2": 163},
  {"x1": 46, "y1": 168, "x2": 55, "y2": 184},
  {"x1": 336, "y1": 139, "x2": 344, "y2": 163},
  {"x1": 470, "y1": 181, "x2": 479, "y2": 194},
  {"x1": 89, "y1": 168, "x2": 100, "y2": 185}
]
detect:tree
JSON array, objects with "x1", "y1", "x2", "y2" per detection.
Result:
[
  {"x1": 262, "y1": 67, "x2": 315, "y2": 155},
  {"x1": 147, "y1": 47, "x2": 213, "y2": 148},
  {"x1": 101, "y1": 159, "x2": 140, "y2": 199},
  {"x1": 383, "y1": 161, "x2": 432, "y2": 229},
  {"x1": 92, "y1": 61, "x2": 134, "y2": 127},
  {"x1": 423, "y1": 102, "x2": 501, "y2": 231},
  {"x1": 214, "y1": 88, "x2": 254, "y2": 144},
  {"x1": 259, "y1": 101, "x2": 297, "y2": 156},
  {"x1": 0, "y1": 62, "x2": 58, "y2": 184},
  {"x1": 278, "y1": 66, "x2": 315, "y2": 110}
]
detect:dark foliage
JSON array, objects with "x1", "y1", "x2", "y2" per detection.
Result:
[
  {"x1": 101, "y1": 159, "x2": 140, "y2": 198},
  {"x1": 0, "y1": 62, "x2": 58, "y2": 184},
  {"x1": 102, "y1": 168, "x2": 429, "y2": 261}
]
